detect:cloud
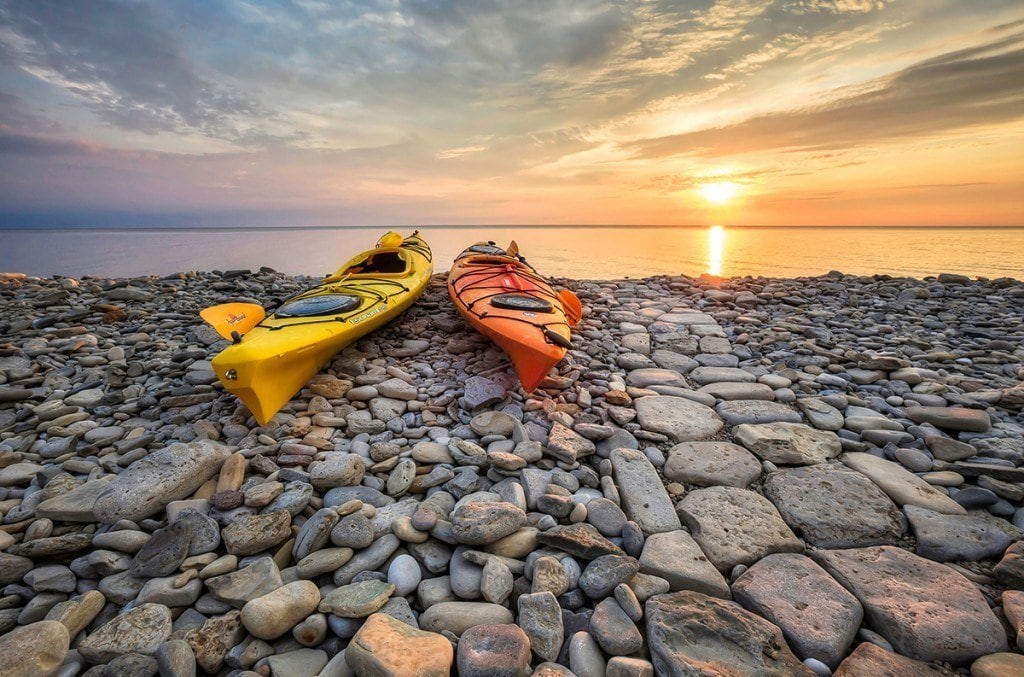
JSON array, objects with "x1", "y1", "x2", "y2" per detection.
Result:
[
  {"x1": 630, "y1": 32, "x2": 1024, "y2": 158},
  {"x1": 0, "y1": 0, "x2": 264, "y2": 139}
]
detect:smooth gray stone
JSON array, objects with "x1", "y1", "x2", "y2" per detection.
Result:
[
  {"x1": 610, "y1": 448, "x2": 681, "y2": 535},
  {"x1": 677, "y1": 487, "x2": 802, "y2": 573},
  {"x1": 732, "y1": 553, "x2": 862, "y2": 668},
  {"x1": 763, "y1": 465, "x2": 904, "y2": 548},
  {"x1": 716, "y1": 401, "x2": 802, "y2": 426},
  {"x1": 840, "y1": 452, "x2": 966, "y2": 515},
  {"x1": 905, "y1": 505, "x2": 1017, "y2": 561},
  {"x1": 638, "y1": 530, "x2": 729, "y2": 599},
  {"x1": 93, "y1": 440, "x2": 230, "y2": 524},
  {"x1": 333, "y1": 535, "x2": 400, "y2": 586},
  {"x1": 664, "y1": 442, "x2": 761, "y2": 488},
  {"x1": 634, "y1": 396, "x2": 723, "y2": 442}
]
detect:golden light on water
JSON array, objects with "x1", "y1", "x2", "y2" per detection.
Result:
[
  {"x1": 699, "y1": 181, "x2": 740, "y2": 205},
  {"x1": 708, "y1": 225, "x2": 725, "y2": 276}
]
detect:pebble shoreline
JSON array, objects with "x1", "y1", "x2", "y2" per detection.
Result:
[{"x1": 1, "y1": 267, "x2": 1024, "y2": 677}]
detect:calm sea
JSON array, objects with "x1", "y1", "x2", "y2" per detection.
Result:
[{"x1": 1, "y1": 226, "x2": 1022, "y2": 280}]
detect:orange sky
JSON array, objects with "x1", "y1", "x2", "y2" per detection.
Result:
[{"x1": 1, "y1": 1, "x2": 1022, "y2": 227}]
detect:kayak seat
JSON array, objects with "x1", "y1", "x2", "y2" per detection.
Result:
[{"x1": 348, "y1": 252, "x2": 407, "y2": 275}]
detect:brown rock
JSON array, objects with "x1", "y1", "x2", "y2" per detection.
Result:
[
  {"x1": 994, "y1": 541, "x2": 1024, "y2": 588},
  {"x1": 970, "y1": 652, "x2": 1024, "y2": 677},
  {"x1": 222, "y1": 510, "x2": 292, "y2": 556},
  {"x1": 813, "y1": 546, "x2": 1006, "y2": 664},
  {"x1": 535, "y1": 523, "x2": 625, "y2": 559},
  {"x1": 457, "y1": 623, "x2": 532, "y2": 677},
  {"x1": 345, "y1": 612, "x2": 453, "y2": 676},
  {"x1": 645, "y1": 590, "x2": 811, "y2": 676},
  {"x1": 184, "y1": 611, "x2": 245, "y2": 673},
  {"x1": 0, "y1": 620, "x2": 70, "y2": 677},
  {"x1": 833, "y1": 641, "x2": 947, "y2": 676}
]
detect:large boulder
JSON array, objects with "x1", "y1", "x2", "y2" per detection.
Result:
[
  {"x1": 677, "y1": 486, "x2": 802, "y2": 572},
  {"x1": 93, "y1": 440, "x2": 230, "y2": 523},
  {"x1": 813, "y1": 546, "x2": 1006, "y2": 663},
  {"x1": 634, "y1": 396, "x2": 723, "y2": 442},
  {"x1": 646, "y1": 590, "x2": 811, "y2": 676}
]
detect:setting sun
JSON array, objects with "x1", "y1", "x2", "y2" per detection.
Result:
[{"x1": 699, "y1": 181, "x2": 740, "y2": 205}]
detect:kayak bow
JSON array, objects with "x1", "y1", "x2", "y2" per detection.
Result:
[{"x1": 448, "y1": 240, "x2": 580, "y2": 392}]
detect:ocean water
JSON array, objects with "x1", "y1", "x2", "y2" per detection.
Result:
[{"x1": 1, "y1": 225, "x2": 1022, "y2": 280}]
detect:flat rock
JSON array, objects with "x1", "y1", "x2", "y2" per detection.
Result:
[
  {"x1": 664, "y1": 441, "x2": 762, "y2": 488},
  {"x1": 971, "y1": 653, "x2": 1024, "y2": 677},
  {"x1": 796, "y1": 398, "x2": 845, "y2": 431},
  {"x1": 734, "y1": 422, "x2": 841, "y2": 465},
  {"x1": 463, "y1": 376, "x2": 507, "y2": 409},
  {"x1": 717, "y1": 400, "x2": 803, "y2": 426},
  {"x1": 546, "y1": 423, "x2": 595, "y2": 463},
  {"x1": 813, "y1": 545, "x2": 1007, "y2": 663},
  {"x1": 78, "y1": 603, "x2": 172, "y2": 664},
  {"x1": 635, "y1": 396, "x2": 723, "y2": 442},
  {"x1": 840, "y1": 452, "x2": 966, "y2": 515},
  {"x1": 626, "y1": 368, "x2": 687, "y2": 389},
  {"x1": 833, "y1": 641, "x2": 945, "y2": 676},
  {"x1": 698, "y1": 381, "x2": 775, "y2": 401},
  {"x1": 678, "y1": 486, "x2": 803, "y2": 573},
  {"x1": 1, "y1": 551, "x2": 35, "y2": 585},
  {"x1": 419, "y1": 601, "x2": 514, "y2": 637},
  {"x1": 93, "y1": 439, "x2": 230, "y2": 523},
  {"x1": 610, "y1": 448, "x2": 681, "y2": 535},
  {"x1": 345, "y1": 612, "x2": 453, "y2": 676},
  {"x1": 646, "y1": 590, "x2": 811, "y2": 676},
  {"x1": 206, "y1": 557, "x2": 282, "y2": 606},
  {"x1": 35, "y1": 475, "x2": 115, "y2": 522},
  {"x1": 904, "y1": 505, "x2": 1017, "y2": 561},
  {"x1": 591, "y1": 597, "x2": 642, "y2": 656},
  {"x1": 451, "y1": 502, "x2": 527, "y2": 545},
  {"x1": 689, "y1": 367, "x2": 755, "y2": 385},
  {"x1": 763, "y1": 465, "x2": 905, "y2": 548},
  {"x1": 906, "y1": 406, "x2": 991, "y2": 432},
  {"x1": 319, "y1": 580, "x2": 395, "y2": 618},
  {"x1": 638, "y1": 530, "x2": 729, "y2": 598},
  {"x1": 651, "y1": 349, "x2": 697, "y2": 373},
  {"x1": 0, "y1": 462, "x2": 44, "y2": 487},
  {"x1": 733, "y1": 553, "x2": 863, "y2": 668},
  {"x1": 536, "y1": 523, "x2": 624, "y2": 559},
  {"x1": 0, "y1": 620, "x2": 69, "y2": 676},
  {"x1": 222, "y1": 510, "x2": 292, "y2": 556}
]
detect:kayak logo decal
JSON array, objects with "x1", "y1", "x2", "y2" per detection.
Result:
[
  {"x1": 227, "y1": 312, "x2": 247, "y2": 325},
  {"x1": 350, "y1": 305, "x2": 386, "y2": 324}
]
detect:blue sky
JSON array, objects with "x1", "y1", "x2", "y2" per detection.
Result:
[{"x1": 1, "y1": 0, "x2": 1022, "y2": 226}]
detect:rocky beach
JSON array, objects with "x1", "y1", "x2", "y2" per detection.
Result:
[{"x1": 1, "y1": 267, "x2": 1024, "y2": 677}]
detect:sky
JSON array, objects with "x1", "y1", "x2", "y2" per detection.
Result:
[{"x1": 0, "y1": 0, "x2": 1022, "y2": 228}]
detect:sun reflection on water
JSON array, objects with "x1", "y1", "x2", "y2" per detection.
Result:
[{"x1": 708, "y1": 225, "x2": 725, "y2": 276}]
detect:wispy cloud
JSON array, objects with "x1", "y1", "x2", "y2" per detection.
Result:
[{"x1": 630, "y1": 31, "x2": 1024, "y2": 157}]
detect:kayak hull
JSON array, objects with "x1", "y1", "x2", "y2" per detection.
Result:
[
  {"x1": 448, "y1": 243, "x2": 572, "y2": 392},
  {"x1": 211, "y1": 232, "x2": 432, "y2": 424}
]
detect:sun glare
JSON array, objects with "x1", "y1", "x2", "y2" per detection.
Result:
[
  {"x1": 708, "y1": 225, "x2": 725, "y2": 276},
  {"x1": 699, "y1": 181, "x2": 739, "y2": 205}
]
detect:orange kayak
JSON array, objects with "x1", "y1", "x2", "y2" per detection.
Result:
[{"x1": 448, "y1": 241, "x2": 582, "y2": 391}]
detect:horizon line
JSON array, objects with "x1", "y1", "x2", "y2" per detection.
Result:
[{"x1": 2, "y1": 224, "x2": 1023, "y2": 232}]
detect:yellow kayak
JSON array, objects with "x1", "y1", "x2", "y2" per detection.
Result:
[{"x1": 205, "y1": 231, "x2": 432, "y2": 424}]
